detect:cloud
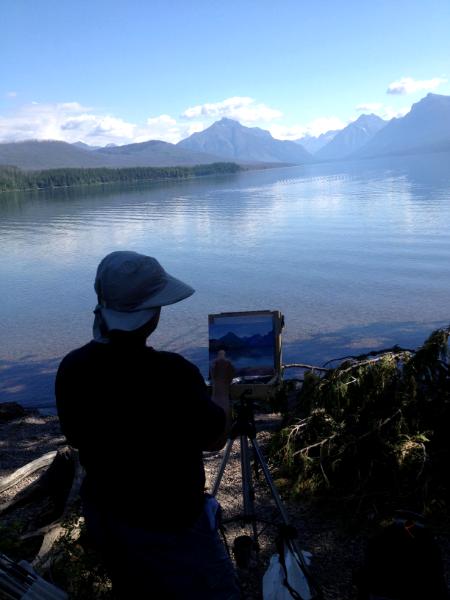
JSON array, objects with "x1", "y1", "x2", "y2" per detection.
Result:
[
  {"x1": 380, "y1": 105, "x2": 411, "y2": 120},
  {"x1": 0, "y1": 101, "x2": 209, "y2": 146},
  {"x1": 3, "y1": 96, "x2": 400, "y2": 146},
  {"x1": 356, "y1": 103, "x2": 383, "y2": 112},
  {"x1": 0, "y1": 97, "x2": 285, "y2": 145},
  {"x1": 269, "y1": 116, "x2": 347, "y2": 141},
  {"x1": 6, "y1": 91, "x2": 17, "y2": 98},
  {"x1": 387, "y1": 76, "x2": 447, "y2": 95},
  {"x1": 354, "y1": 101, "x2": 411, "y2": 121},
  {"x1": 182, "y1": 96, "x2": 282, "y2": 123},
  {"x1": 0, "y1": 102, "x2": 138, "y2": 145},
  {"x1": 133, "y1": 114, "x2": 204, "y2": 144}
]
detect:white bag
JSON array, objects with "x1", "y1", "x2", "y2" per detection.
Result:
[{"x1": 262, "y1": 543, "x2": 312, "y2": 600}]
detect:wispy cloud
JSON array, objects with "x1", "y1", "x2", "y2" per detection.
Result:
[
  {"x1": 0, "y1": 97, "x2": 284, "y2": 145},
  {"x1": 182, "y1": 96, "x2": 282, "y2": 123},
  {"x1": 5, "y1": 91, "x2": 17, "y2": 98},
  {"x1": 0, "y1": 102, "x2": 204, "y2": 145},
  {"x1": 137, "y1": 115, "x2": 204, "y2": 144},
  {"x1": 387, "y1": 76, "x2": 447, "y2": 95},
  {"x1": 356, "y1": 103, "x2": 383, "y2": 112},
  {"x1": 0, "y1": 102, "x2": 137, "y2": 145},
  {"x1": 380, "y1": 105, "x2": 411, "y2": 120},
  {"x1": 269, "y1": 116, "x2": 347, "y2": 141},
  {"x1": 355, "y1": 102, "x2": 411, "y2": 121},
  {"x1": 0, "y1": 99, "x2": 348, "y2": 145}
]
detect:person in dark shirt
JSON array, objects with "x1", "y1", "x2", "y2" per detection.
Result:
[{"x1": 56, "y1": 251, "x2": 240, "y2": 599}]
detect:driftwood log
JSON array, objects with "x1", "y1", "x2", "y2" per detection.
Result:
[
  {"x1": 0, "y1": 446, "x2": 84, "y2": 572},
  {"x1": 0, "y1": 451, "x2": 56, "y2": 496}
]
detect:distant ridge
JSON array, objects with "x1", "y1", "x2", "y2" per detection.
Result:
[
  {"x1": 92, "y1": 139, "x2": 223, "y2": 167},
  {"x1": 0, "y1": 140, "x2": 114, "y2": 170},
  {"x1": 178, "y1": 118, "x2": 312, "y2": 164},
  {"x1": 353, "y1": 94, "x2": 450, "y2": 158},
  {"x1": 294, "y1": 130, "x2": 340, "y2": 154},
  {"x1": 72, "y1": 141, "x2": 101, "y2": 151},
  {"x1": 315, "y1": 114, "x2": 387, "y2": 161},
  {"x1": 0, "y1": 139, "x2": 224, "y2": 170}
]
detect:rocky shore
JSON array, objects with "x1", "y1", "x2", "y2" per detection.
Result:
[{"x1": 0, "y1": 405, "x2": 64, "y2": 479}]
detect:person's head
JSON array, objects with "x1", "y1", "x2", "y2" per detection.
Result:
[{"x1": 93, "y1": 251, "x2": 194, "y2": 344}]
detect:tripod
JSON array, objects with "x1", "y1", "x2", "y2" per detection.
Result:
[{"x1": 211, "y1": 391, "x2": 321, "y2": 599}]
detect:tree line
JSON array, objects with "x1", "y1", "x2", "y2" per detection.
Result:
[{"x1": 0, "y1": 163, "x2": 241, "y2": 192}]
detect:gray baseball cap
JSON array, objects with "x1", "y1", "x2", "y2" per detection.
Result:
[{"x1": 93, "y1": 251, "x2": 194, "y2": 336}]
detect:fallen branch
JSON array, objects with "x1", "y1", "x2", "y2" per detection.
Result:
[
  {"x1": 293, "y1": 410, "x2": 403, "y2": 461},
  {"x1": 283, "y1": 363, "x2": 329, "y2": 373},
  {"x1": 293, "y1": 432, "x2": 339, "y2": 457},
  {"x1": 322, "y1": 345, "x2": 416, "y2": 367},
  {"x1": 31, "y1": 448, "x2": 84, "y2": 571},
  {"x1": 332, "y1": 352, "x2": 409, "y2": 378},
  {"x1": 0, "y1": 451, "x2": 56, "y2": 495}
]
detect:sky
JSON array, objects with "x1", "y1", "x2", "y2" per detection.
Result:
[
  {"x1": 1, "y1": 0, "x2": 450, "y2": 146},
  {"x1": 210, "y1": 314, "x2": 274, "y2": 339}
]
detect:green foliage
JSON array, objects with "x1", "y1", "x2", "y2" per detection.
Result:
[
  {"x1": 49, "y1": 515, "x2": 113, "y2": 599},
  {"x1": 270, "y1": 327, "x2": 450, "y2": 514},
  {"x1": 0, "y1": 520, "x2": 27, "y2": 557},
  {"x1": 0, "y1": 162, "x2": 241, "y2": 192}
]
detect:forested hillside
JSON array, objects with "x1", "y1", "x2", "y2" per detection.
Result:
[{"x1": 0, "y1": 163, "x2": 241, "y2": 192}]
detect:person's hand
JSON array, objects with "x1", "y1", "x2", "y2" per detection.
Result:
[
  {"x1": 211, "y1": 350, "x2": 235, "y2": 387},
  {"x1": 209, "y1": 351, "x2": 235, "y2": 449}
]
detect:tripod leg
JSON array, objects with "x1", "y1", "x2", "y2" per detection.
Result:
[
  {"x1": 251, "y1": 437, "x2": 319, "y2": 597},
  {"x1": 211, "y1": 438, "x2": 234, "y2": 497},
  {"x1": 250, "y1": 437, "x2": 291, "y2": 525},
  {"x1": 240, "y1": 435, "x2": 258, "y2": 544}
]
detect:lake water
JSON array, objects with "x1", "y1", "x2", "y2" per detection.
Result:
[{"x1": 1, "y1": 154, "x2": 450, "y2": 410}]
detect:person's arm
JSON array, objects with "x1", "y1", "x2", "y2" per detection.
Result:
[
  {"x1": 205, "y1": 352, "x2": 235, "y2": 451},
  {"x1": 55, "y1": 355, "x2": 83, "y2": 449}
]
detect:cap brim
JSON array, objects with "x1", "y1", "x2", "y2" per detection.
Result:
[
  {"x1": 137, "y1": 274, "x2": 195, "y2": 309},
  {"x1": 99, "y1": 274, "x2": 194, "y2": 333}
]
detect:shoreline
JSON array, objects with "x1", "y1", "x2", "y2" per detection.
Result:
[
  {"x1": 0, "y1": 161, "x2": 244, "y2": 194},
  {"x1": 0, "y1": 162, "x2": 302, "y2": 194},
  {"x1": 0, "y1": 407, "x2": 64, "y2": 479}
]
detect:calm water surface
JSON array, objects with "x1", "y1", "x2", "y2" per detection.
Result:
[{"x1": 1, "y1": 154, "x2": 450, "y2": 409}]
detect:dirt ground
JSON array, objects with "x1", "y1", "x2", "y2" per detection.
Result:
[{"x1": 1, "y1": 411, "x2": 450, "y2": 599}]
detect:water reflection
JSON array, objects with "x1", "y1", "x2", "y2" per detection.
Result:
[{"x1": 1, "y1": 154, "x2": 450, "y2": 408}]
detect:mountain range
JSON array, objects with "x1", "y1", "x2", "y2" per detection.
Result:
[
  {"x1": 353, "y1": 93, "x2": 450, "y2": 158},
  {"x1": 314, "y1": 114, "x2": 387, "y2": 160},
  {"x1": 0, "y1": 139, "x2": 222, "y2": 170},
  {"x1": 177, "y1": 117, "x2": 312, "y2": 164},
  {"x1": 210, "y1": 331, "x2": 274, "y2": 352},
  {"x1": 1, "y1": 93, "x2": 450, "y2": 170},
  {"x1": 294, "y1": 130, "x2": 340, "y2": 154}
]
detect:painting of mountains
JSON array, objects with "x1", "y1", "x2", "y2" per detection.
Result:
[{"x1": 209, "y1": 312, "x2": 276, "y2": 378}]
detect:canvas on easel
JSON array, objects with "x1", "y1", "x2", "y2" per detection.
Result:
[{"x1": 208, "y1": 310, "x2": 283, "y2": 384}]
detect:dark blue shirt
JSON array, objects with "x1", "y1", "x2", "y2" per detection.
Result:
[{"x1": 55, "y1": 341, "x2": 225, "y2": 529}]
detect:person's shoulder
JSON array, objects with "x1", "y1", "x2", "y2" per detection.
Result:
[
  {"x1": 150, "y1": 349, "x2": 203, "y2": 377},
  {"x1": 58, "y1": 341, "x2": 103, "y2": 370},
  {"x1": 151, "y1": 349, "x2": 197, "y2": 368}
]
